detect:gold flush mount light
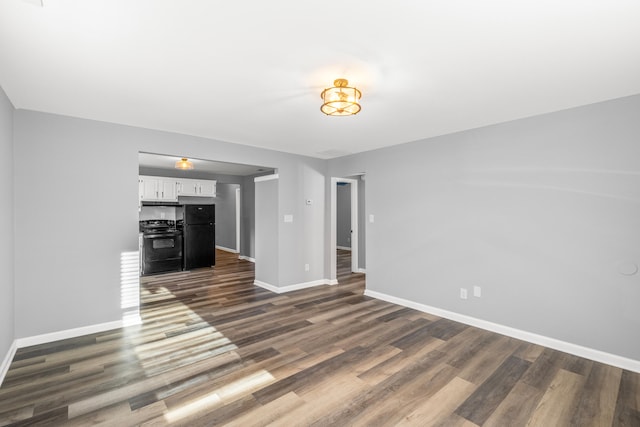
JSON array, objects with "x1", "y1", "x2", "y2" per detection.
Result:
[
  {"x1": 175, "y1": 157, "x2": 194, "y2": 170},
  {"x1": 320, "y1": 78, "x2": 362, "y2": 116}
]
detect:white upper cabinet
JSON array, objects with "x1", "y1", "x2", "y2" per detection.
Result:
[
  {"x1": 176, "y1": 178, "x2": 198, "y2": 197},
  {"x1": 139, "y1": 175, "x2": 178, "y2": 202},
  {"x1": 177, "y1": 178, "x2": 216, "y2": 197},
  {"x1": 139, "y1": 176, "x2": 217, "y2": 201},
  {"x1": 196, "y1": 180, "x2": 216, "y2": 197},
  {"x1": 160, "y1": 179, "x2": 178, "y2": 201}
]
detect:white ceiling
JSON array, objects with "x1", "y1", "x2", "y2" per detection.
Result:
[{"x1": 1, "y1": 1, "x2": 639, "y2": 159}]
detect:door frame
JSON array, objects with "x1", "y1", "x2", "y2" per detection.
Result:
[
  {"x1": 330, "y1": 177, "x2": 358, "y2": 282},
  {"x1": 235, "y1": 187, "x2": 241, "y2": 253}
]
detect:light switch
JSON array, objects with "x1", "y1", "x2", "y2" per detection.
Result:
[
  {"x1": 369, "y1": 214, "x2": 375, "y2": 223},
  {"x1": 284, "y1": 214, "x2": 293, "y2": 223}
]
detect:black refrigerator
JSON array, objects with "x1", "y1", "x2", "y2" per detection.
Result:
[{"x1": 183, "y1": 205, "x2": 215, "y2": 270}]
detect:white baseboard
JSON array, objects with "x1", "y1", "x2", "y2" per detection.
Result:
[
  {"x1": 1, "y1": 317, "x2": 142, "y2": 386},
  {"x1": 357, "y1": 268, "x2": 366, "y2": 274},
  {"x1": 239, "y1": 255, "x2": 255, "y2": 263},
  {"x1": 15, "y1": 318, "x2": 139, "y2": 349},
  {"x1": 253, "y1": 280, "x2": 280, "y2": 293},
  {"x1": 216, "y1": 245, "x2": 239, "y2": 254},
  {"x1": 337, "y1": 246, "x2": 352, "y2": 251},
  {"x1": 327, "y1": 279, "x2": 339, "y2": 285},
  {"x1": 0, "y1": 340, "x2": 18, "y2": 387},
  {"x1": 364, "y1": 289, "x2": 640, "y2": 374},
  {"x1": 254, "y1": 279, "x2": 335, "y2": 294},
  {"x1": 1, "y1": 315, "x2": 143, "y2": 386}
]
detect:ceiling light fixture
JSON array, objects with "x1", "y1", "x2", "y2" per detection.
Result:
[
  {"x1": 175, "y1": 158, "x2": 194, "y2": 170},
  {"x1": 320, "y1": 78, "x2": 362, "y2": 116}
]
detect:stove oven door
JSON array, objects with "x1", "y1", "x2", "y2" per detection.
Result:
[{"x1": 142, "y1": 232, "x2": 183, "y2": 275}]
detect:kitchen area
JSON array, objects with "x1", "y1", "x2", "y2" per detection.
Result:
[
  {"x1": 139, "y1": 204, "x2": 215, "y2": 275},
  {"x1": 138, "y1": 152, "x2": 275, "y2": 277},
  {"x1": 139, "y1": 171, "x2": 218, "y2": 275}
]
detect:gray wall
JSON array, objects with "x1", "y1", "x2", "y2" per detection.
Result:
[
  {"x1": 215, "y1": 183, "x2": 239, "y2": 251},
  {"x1": 13, "y1": 110, "x2": 326, "y2": 338},
  {"x1": 279, "y1": 161, "x2": 326, "y2": 286},
  {"x1": 242, "y1": 175, "x2": 257, "y2": 259},
  {"x1": 255, "y1": 178, "x2": 279, "y2": 285},
  {"x1": 336, "y1": 184, "x2": 351, "y2": 248},
  {"x1": 328, "y1": 94, "x2": 640, "y2": 361},
  {"x1": 8, "y1": 92, "x2": 639, "y2": 364},
  {"x1": 0, "y1": 86, "x2": 14, "y2": 366},
  {"x1": 355, "y1": 176, "x2": 366, "y2": 269}
]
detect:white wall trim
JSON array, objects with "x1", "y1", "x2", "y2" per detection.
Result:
[
  {"x1": 327, "y1": 279, "x2": 339, "y2": 286},
  {"x1": 235, "y1": 187, "x2": 241, "y2": 253},
  {"x1": 0, "y1": 340, "x2": 18, "y2": 387},
  {"x1": 365, "y1": 289, "x2": 640, "y2": 373},
  {"x1": 357, "y1": 268, "x2": 366, "y2": 274},
  {"x1": 2, "y1": 317, "x2": 142, "y2": 385},
  {"x1": 253, "y1": 280, "x2": 280, "y2": 293},
  {"x1": 254, "y1": 173, "x2": 279, "y2": 183},
  {"x1": 239, "y1": 255, "x2": 255, "y2": 263},
  {"x1": 216, "y1": 245, "x2": 239, "y2": 254},
  {"x1": 14, "y1": 319, "x2": 138, "y2": 349},
  {"x1": 254, "y1": 279, "x2": 336, "y2": 294},
  {"x1": 337, "y1": 246, "x2": 352, "y2": 251}
]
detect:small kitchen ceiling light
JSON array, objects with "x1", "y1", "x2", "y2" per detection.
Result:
[
  {"x1": 320, "y1": 78, "x2": 361, "y2": 116},
  {"x1": 175, "y1": 158, "x2": 194, "y2": 170}
]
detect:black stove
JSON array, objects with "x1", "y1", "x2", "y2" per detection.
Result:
[{"x1": 140, "y1": 220, "x2": 183, "y2": 275}]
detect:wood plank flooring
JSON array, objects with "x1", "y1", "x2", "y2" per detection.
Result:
[{"x1": 1, "y1": 249, "x2": 639, "y2": 426}]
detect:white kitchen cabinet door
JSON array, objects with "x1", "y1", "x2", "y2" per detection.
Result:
[
  {"x1": 140, "y1": 176, "x2": 160, "y2": 200},
  {"x1": 138, "y1": 177, "x2": 145, "y2": 202},
  {"x1": 197, "y1": 180, "x2": 216, "y2": 197},
  {"x1": 159, "y1": 179, "x2": 178, "y2": 201},
  {"x1": 177, "y1": 178, "x2": 198, "y2": 196}
]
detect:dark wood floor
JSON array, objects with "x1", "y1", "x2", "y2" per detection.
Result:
[{"x1": 1, "y1": 249, "x2": 639, "y2": 426}]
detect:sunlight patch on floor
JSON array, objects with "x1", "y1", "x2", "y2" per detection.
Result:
[{"x1": 163, "y1": 369, "x2": 276, "y2": 423}]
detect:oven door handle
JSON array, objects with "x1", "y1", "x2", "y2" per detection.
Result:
[
  {"x1": 144, "y1": 234, "x2": 174, "y2": 239},
  {"x1": 144, "y1": 232, "x2": 182, "y2": 238}
]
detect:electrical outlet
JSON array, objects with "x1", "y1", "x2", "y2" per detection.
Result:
[
  {"x1": 473, "y1": 286, "x2": 481, "y2": 297},
  {"x1": 460, "y1": 288, "x2": 468, "y2": 300},
  {"x1": 304, "y1": 264, "x2": 310, "y2": 272}
]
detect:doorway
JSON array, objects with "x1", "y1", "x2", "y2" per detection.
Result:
[
  {"x1": 330, "y1": 177, "x2": 359, "y2": 283},
  {"x1": 214, "y1": 183, "x2": 241, "y2": 254}
]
